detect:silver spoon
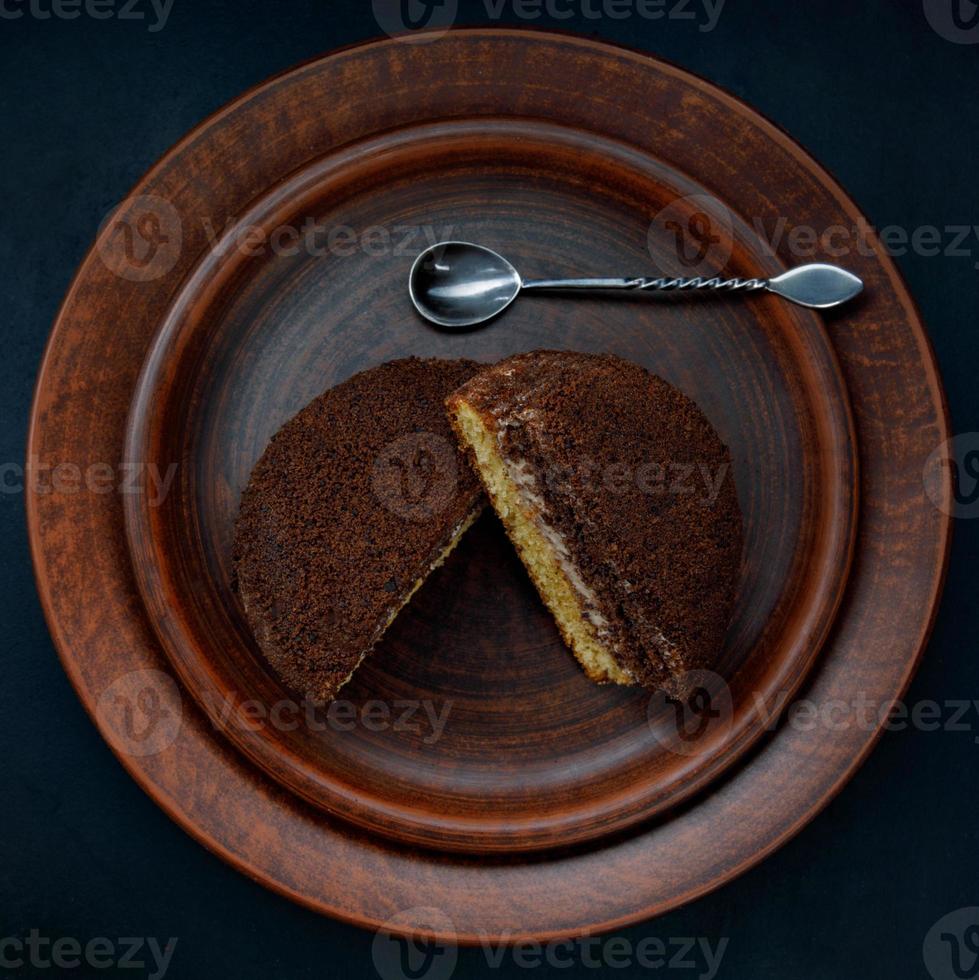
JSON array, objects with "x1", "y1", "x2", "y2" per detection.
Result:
[{"x1": 409, "y1": 241, "x2": 864, "y2": 330}]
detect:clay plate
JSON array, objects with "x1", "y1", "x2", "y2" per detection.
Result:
[
  {"x1": 28, "y1": 30, "x2": 950, "y2": 939},
  {"x1": 123, "y1": 116, "x2": 855, "y2": 853}
]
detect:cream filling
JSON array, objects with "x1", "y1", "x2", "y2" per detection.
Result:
[
  {"x1": 451, "y1": 399, "x2": 633, "y2": 686},
  {"x1": 503, "y1": 455, "x2": 611, "y2": 633},
  {"x1": 496, "y1": 422, "x2": 679, "y2": 680}
]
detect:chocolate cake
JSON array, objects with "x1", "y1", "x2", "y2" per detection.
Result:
[
  {"x1": 446, "y1": 350, "x2": 743, "y2": 695},
  {"x1": 234, "y1": 358, "x2": 484, "y2": 702}
]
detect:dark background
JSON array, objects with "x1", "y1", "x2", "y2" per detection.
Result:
[{"x1": 2, "y1": 1, "x2": 976, "y2": 977}]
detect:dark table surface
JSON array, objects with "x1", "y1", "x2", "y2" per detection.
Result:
[{"x1": 2, "y1": 1, "x2": 977, "y2": 978}]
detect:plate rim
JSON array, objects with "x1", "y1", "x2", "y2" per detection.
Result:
[{"x1": 26, "y1": 26, "x2": 953, "y2": 941}]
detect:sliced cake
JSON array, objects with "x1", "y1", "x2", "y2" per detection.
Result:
[
  {"x1": 446, "y1": 350, "x2": 743, "y2": 696},
  {"x1": 234, "y1": 357, "x2": 484, "y2": 702}
]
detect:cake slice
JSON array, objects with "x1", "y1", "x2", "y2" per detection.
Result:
[
  {"x1": 234, "y1": 358, "x2": 484, "y2": 702},
  {"x1": 446, "y1": 350, "x2": 742, "y2": 696}
]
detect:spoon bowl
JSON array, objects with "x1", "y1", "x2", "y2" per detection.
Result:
[{"x1": 409, "y1": 242, "x2": 522, "y2": 329}]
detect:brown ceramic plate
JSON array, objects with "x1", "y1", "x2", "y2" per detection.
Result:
[
  {"x1": 28, "y1": 30, "x2": 950, "y2": 940},
  {"x1": 122, "y1": 117, "x2": 855, "y2": 855}
]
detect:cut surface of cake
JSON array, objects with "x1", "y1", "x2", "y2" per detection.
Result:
[
  {"x1": 446, "y1": 350, "x2": 743, "y2": 696},
  {"x1": 234, "y1": 357, "x2": 484, "y2": 702}
]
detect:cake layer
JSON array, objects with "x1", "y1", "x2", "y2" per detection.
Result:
[
  {"x1": 447, "y1": 350, "x2": 743, "y2": 695},
  {"x1": 234, "y1": 357, "x2": 484, "y2": 702}
]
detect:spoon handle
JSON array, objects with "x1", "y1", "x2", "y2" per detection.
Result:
[
  {"x1": 522, "y1": 276, "x2": 767, "y2": 292},
  {"x1": 521, "y1": 263, "x2": 863, "y2": 310}
]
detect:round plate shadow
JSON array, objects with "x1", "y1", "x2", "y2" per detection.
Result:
[
  {"x1": 28, "y1": 30, "x2": 951, "y2": 940},
  {"x1": 123, "y1": 118, "x2": 856, "y2": 854}
]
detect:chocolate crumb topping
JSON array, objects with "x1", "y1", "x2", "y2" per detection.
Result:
[{"x1": 233, "y1": 357, "x2": 484, "y2": 702}]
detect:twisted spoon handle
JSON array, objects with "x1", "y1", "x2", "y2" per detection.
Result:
[
  {"x1": 522, "y1": 276, "x2": 768, "y2": 292},
  {"x1": 520, "y1": 264, "x2": 863, "y2": 309}
]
